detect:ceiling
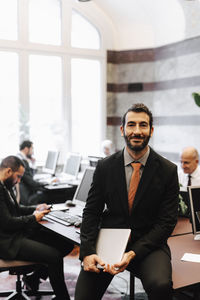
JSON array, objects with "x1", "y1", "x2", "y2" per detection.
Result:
[{"x1": 88, "y1": 0, "x2": 199, "y2": 49}]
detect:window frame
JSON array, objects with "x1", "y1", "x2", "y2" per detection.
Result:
[{"x1": 0, "y1": 0, "x2": 109, "y2": 161}]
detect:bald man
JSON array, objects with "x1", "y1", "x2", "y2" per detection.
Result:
[
  {"x1": 101, "y1": 140, "x2": 113, "y2": 157},
  {"x1": 179, "y1": 147, "x2": 200, "y2": 187}
]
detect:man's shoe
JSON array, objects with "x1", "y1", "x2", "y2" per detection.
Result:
[{"x1": 22, "y1": 274, "x2": 40, "y2": 292}]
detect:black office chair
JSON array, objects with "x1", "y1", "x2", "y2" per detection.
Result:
[{"x1": 0, "y1": 259, "x2": 54, "y2": 299}]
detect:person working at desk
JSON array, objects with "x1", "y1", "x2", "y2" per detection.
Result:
[
  {"x1": 101, "y1": 139, "x2": 113, "y2": 157},
  {"x1": 0, "y1": 156, "x2": 73, "y2": 300},
  {"x1": 17, "y1": 140, "x2": 46, "y2": 205},
  {"x1": 75, "y1": 103, "x2": 179, "y2": 300},
  {"x1": 178, "y1": 146, "x2": 200, "y2": 187}
]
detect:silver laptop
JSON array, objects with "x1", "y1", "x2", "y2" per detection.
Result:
[{"x1": 96, "y1": 228, "x2": 131, "y2": 266}]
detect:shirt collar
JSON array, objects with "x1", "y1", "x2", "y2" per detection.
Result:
[
  {"x1": 191, "y1": 165, "x2": 199, "y2": 177},
  {"x1": 123, "y1": 146, "x2": 150, "y2": 167},
  {"x1": 18, "y1": 151, "x2": 27, "y2": 161}
]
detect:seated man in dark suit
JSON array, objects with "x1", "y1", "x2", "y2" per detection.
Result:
[
  {"x1": 17, "y1": 140, "x2": 46, "y2": 205},
  {"x1": 0, "y1": 156, "x2": 73, "y2": 300},
  {"x1": 75, "y1": 103, "x2": 179, "y2": 300}
]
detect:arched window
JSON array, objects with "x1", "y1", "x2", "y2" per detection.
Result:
[
  {"x1": 0, "y1": 52, "x2": 19, "y2": 157},
  {"x1": 0, "y1": 0, "x2": 107, "y2": 162},
  {"x1": 71, "y1": 58, "x2": 101, "y2": 156},
  {"x1": 0, "y1": 0, "x2": 17, "y2": 40},
  {"x1": 71, "y1": 9, "x2": 101, "y2": 49},
  {"x1": 29, "y1": 0, "x2": 61, "y2": 45},
  {"x1": 29, "y1": 55, "x2": 63, "y2": 160},
  {"x1": 70, "y1": 10, "x2": 102, "y2": 155}
]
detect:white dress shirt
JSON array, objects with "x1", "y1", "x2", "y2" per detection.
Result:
[{"x1": 178, "y1": 165, "x2": 200, "y2": 187}]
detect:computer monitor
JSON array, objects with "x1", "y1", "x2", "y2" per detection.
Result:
[
  {"x1": 179, "y1": 187, "x2": 190, "y2": 217},
  {"x1": 88, "y1": 156, "x2": 103, "y2": 167},
  {"x1": 62, "y1": 153, "x2": 81, "y2": 178},
  {"x1": 43, "y1": 150, "x2": 59, "y2": 176},
  {"x1": 70, "y1": 167, "x2": 95, "y2": 208},
  {"x1": 188, "y1": 186, "x2": 200, "y2": 235}
]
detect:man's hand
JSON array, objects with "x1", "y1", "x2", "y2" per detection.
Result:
[
  {"x1": 36, "y1": 203, "x2": 51, "y2": 211},
  {"x1": 103, "y1": 251, "x2": 136, "y2": 275},
  {"x1": 33, "y1": 209, "x2": 50, "y2": 222},
  {"x1": 83, "y1": 254, "x2": 105, "y2": 273}
]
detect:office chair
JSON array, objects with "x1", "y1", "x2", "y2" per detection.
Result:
[{"x1": 0, "y1": 259, "x2": 54, "y2": 299}]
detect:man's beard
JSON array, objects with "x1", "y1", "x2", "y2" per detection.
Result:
[
  {"x1": 4, "y1": 177, "x2": 15, "y2": 190},
  {"x1": 124, "y1": 134, "x2": 151, "y2": 152}
]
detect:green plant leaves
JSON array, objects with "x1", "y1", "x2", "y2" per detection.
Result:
[{"x1": 192, "y1": 92, "x2": 200, "y2": 107}]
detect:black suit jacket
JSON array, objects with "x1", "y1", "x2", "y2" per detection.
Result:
[
  {"x1": 80, "y1": 148, "x2": 179, "y2": 262},
  {"x1": 0, "y1": 182, "x2": 37, "y2": 259},
  {"x1": 19, "y1": 159, "x2": 44, "y2": 204}
]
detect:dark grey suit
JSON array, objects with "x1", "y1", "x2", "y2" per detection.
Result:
[
  {"x1": 75, "y1": 148, "x2": 179, "y2": 300},
  {"x1": 19, "y1": 159, "x2": 46, "y2": 205},
  {"x1": 0, "y1": 182, "x2": 73, "y2": 299}
]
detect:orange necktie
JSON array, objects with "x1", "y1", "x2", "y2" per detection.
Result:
[{"x1": 128, "y1": 162, "x2": 142, "y2": 213}]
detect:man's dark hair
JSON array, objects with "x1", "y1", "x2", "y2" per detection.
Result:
[
  {"x1": 0, "y1": 156, "x2": 25, "y2": 172},
  {"x1": 20, "y1": 140, "x2": 33, "y2": 151},
  {"x1": 121, "y1": 103, "x2": 153, "y2": 129}
]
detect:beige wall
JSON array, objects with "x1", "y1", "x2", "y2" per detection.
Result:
[{"x1": 106, "y1": 36, "x2": 200, "y2": 165}]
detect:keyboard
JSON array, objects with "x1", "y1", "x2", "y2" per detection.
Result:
[
  {"x1": 34, "y1": 173, "x2": 52, "y2": 181},
  {"x1": 44, "y1": 183, "x2": 72, "y2": 190},
  {"x1": 37, "y1": 177, "x2": 57, "y2": 185},
  {"x1": 47, "y1": 211, "x2": 82, "y2": 226}
]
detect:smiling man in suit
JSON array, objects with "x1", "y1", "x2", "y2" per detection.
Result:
[{"x1": 75, "y1": 103, "x2": 179, "y2": 300}]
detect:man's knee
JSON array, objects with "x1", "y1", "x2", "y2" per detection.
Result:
[
  {"x1": 145, "y1": 278, "x2": 172, "y2": 299},
  {"x1": 45, "y1": 248, "x2": 63, "y2": 265}
]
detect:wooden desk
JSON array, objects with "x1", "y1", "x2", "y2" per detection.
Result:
[
  {"x1": 42, "y1": 215, "x2": 192, "y2": 243},
  {"x1": 41, "y1": 204, "x2": 82, "y2": 245},
  {"x1": 41, "y1": 219, "x2": 80, "y2": 245},
  {"x1": 171, "y1": 217, "x2": 192, "y2": 236},
  {"x1": 41, "y1": 215, "x2": 198, "y2": 298},
  {"x1": 169, "y1": 233, "x2": 200, "y2": 290}
]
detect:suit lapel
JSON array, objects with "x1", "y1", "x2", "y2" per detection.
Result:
[
  {"x1": 132, "y1": 148, "x2": 158, "y2": 209},
  {"x1": 2, "y1": 184, "x2": 19, "y2": 213},
  {"x1": 112, "y1": 151, "x2": 130, "y2": 217}
]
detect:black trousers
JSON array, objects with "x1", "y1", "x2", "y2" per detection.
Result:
[
  {"x1": 16, "y1": 226, "x2": 74, "y2": 300},
  {"x1": 74, "y1": 248, "x2": 173, "y2": 300}
]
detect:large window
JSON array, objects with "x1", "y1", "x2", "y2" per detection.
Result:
[
  {"x1": 0, "y1": 0, "x2": 18, "y2": 40},
  {"x1": 29, "y1": 55, "x2": 63, "y2": 161},
  {"x1": 29, "y1": 0, "x2": 61, "y2": 45},
  {"x1": 71, "y1": 10, "x2": 101, "y2": 49},
  {"x1": 0, "y1": 0, "x2": 106, "y2": 163},
  {"x1": 71, "y1": 58, "x2": 101, "y2": 156},
  {"x1": 0, "y1": 52, "x2": 19, "y2": 157}
]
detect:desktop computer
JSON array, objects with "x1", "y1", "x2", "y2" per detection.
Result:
[
  {"x1": 70, "y1": 166, "x2": 95, "y2": 209},
  {"x1": 88, "y1": 156, "x2": 103, "y2": 167},
  {"x1": 61, "y1": 153, "x2": 82, "y2": 180},
  {"x1": 43, "y1": 150, "x2": 60, "y2": 176},
  {"x1": 46, "y1": 152, "x2": 82, "y2": 186},
  {"x1": 188, "y1": 185, "x2": 200, "y2": 235},
  {"x1": 34, "y1": 150, "x2": 59, "y2": 181},
  {"x1": 46, "y1": 167, "x2": 95, "y2": 226}
]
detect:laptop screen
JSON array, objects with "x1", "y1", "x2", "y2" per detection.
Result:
[{"x1": 73, "y1": 167, "x2": 95, "y2": 206}]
